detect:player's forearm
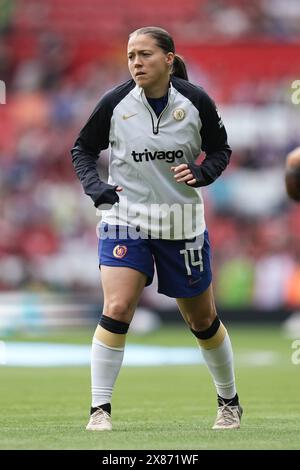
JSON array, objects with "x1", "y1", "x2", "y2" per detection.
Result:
[
  {"x1": 71, "y1": 147, "x2": 118, "y2": 211},
  {"x1": 188, "y1": 148, "x2": 231, "y2": 187},
  {"x1": 70, "y1": 144, "x2": 104, "y2": 202}
]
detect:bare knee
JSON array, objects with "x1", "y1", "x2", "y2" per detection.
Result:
[
  {"x1": 177, "y1": 284, "x2": 217, "y2": 332},
  {"x1": 188, "y1": 311, "x2": 216, "y2": 332},
  {"x1": 183, "y1": 302, "x2": 217, "y2": 331},
  {"x1": 103, "y1": 299, "x2": 134, "y2": 323}
]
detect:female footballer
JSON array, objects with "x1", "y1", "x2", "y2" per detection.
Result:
[{"x1": 71, "y1": 26, "x2": 242, "y2": 431}]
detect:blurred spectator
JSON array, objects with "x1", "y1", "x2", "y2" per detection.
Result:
[
  {"x1": 0, "y1": 0, "x2": 15, "y2": 36},
  {"x1": 216, "y1": 254, "x2": 255, "y2": 308}
]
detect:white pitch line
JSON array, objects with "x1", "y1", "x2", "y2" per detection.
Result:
[{"x1": 1, "y1": 342, "x2": 280, "y2": 367}]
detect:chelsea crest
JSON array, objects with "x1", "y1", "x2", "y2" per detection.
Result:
[{"x1": 173, "y1": 108, "x2": 186, "y2": 121}]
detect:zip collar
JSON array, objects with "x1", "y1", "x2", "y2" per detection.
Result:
[
  {"x1": 132, "y1": 81, "x2": 176, "y2": 100},
  {"x1": 132, "y1": 82, "x2": 176, "y2": 135}
]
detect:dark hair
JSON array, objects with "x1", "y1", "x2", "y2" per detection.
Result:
[{"x1": 129, "y1": 26, "x2": 188, "y2": 81}]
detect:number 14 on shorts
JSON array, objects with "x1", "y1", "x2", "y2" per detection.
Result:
[{"x1": 180, "y1": 248, "x2": 203, "y2": 275}]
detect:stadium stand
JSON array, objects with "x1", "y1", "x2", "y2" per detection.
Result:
[{"x1": 1, "y1": 0, "x2": 300, "y2": 318}]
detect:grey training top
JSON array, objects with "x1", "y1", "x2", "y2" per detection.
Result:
[{"x1": 71, "y1": 76, "x2": 231, "y2": 239}]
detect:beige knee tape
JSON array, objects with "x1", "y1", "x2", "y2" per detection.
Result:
[
  {"x1": 197, "y1": 323, "x2": 227, "y2": 350},
  {"x1": 95, "y1": 325, "x2": 127, "y2": 348}
]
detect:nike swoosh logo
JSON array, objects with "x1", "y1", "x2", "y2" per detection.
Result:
[
  {"x1": 122, "y1": 113, "x2": 138, "y2": 120},
  {"x1": 189, "y1": 278, "x2": 202, "y2": 286}
]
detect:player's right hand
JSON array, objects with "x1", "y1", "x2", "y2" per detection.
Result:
[{"x1": 94, "y1": 183, "x2": 123, "y2": 208}]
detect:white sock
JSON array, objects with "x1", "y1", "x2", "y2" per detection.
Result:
[
  {"x1": 200, "y1": 333, "x2": 237, "y2": 400},
  {"x1": 91, "y1": 337, "x2": 124, "y2": 408}
]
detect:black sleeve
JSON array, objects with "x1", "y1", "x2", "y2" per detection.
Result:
[
  {"x1": 70, "y1": 94, "x2": 119, "y2": 207},
  {"x1": 70, "y1": 80, "x2": 135, "y2": 207},
  {"x1": 188, "y1": 92, "x2": 232, "y2": 187}
]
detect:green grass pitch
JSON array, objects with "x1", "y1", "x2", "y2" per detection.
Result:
[{"x1": 1, "y1": 324, "x2": 300, "y2": 450}]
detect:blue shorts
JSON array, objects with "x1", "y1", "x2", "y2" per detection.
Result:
[{"x1": 98, "y1": 224, "x2": 212, "y2": 298}]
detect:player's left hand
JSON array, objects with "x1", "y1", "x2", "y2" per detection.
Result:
[{"x1": 171, "y1": 164, "x2": 197, "y2": 185}]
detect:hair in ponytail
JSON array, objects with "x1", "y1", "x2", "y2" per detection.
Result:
[
  {"x1": 129, "y1": 26, "x2": 189, "y2": 81},
  {"x1": 172, "y1": 54, "x2": 188, "y2": 80}
]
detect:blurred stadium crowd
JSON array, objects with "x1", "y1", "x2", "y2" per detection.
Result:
[{"x1": 1, "y1": 0, "x2": 300, "y2": 312}]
